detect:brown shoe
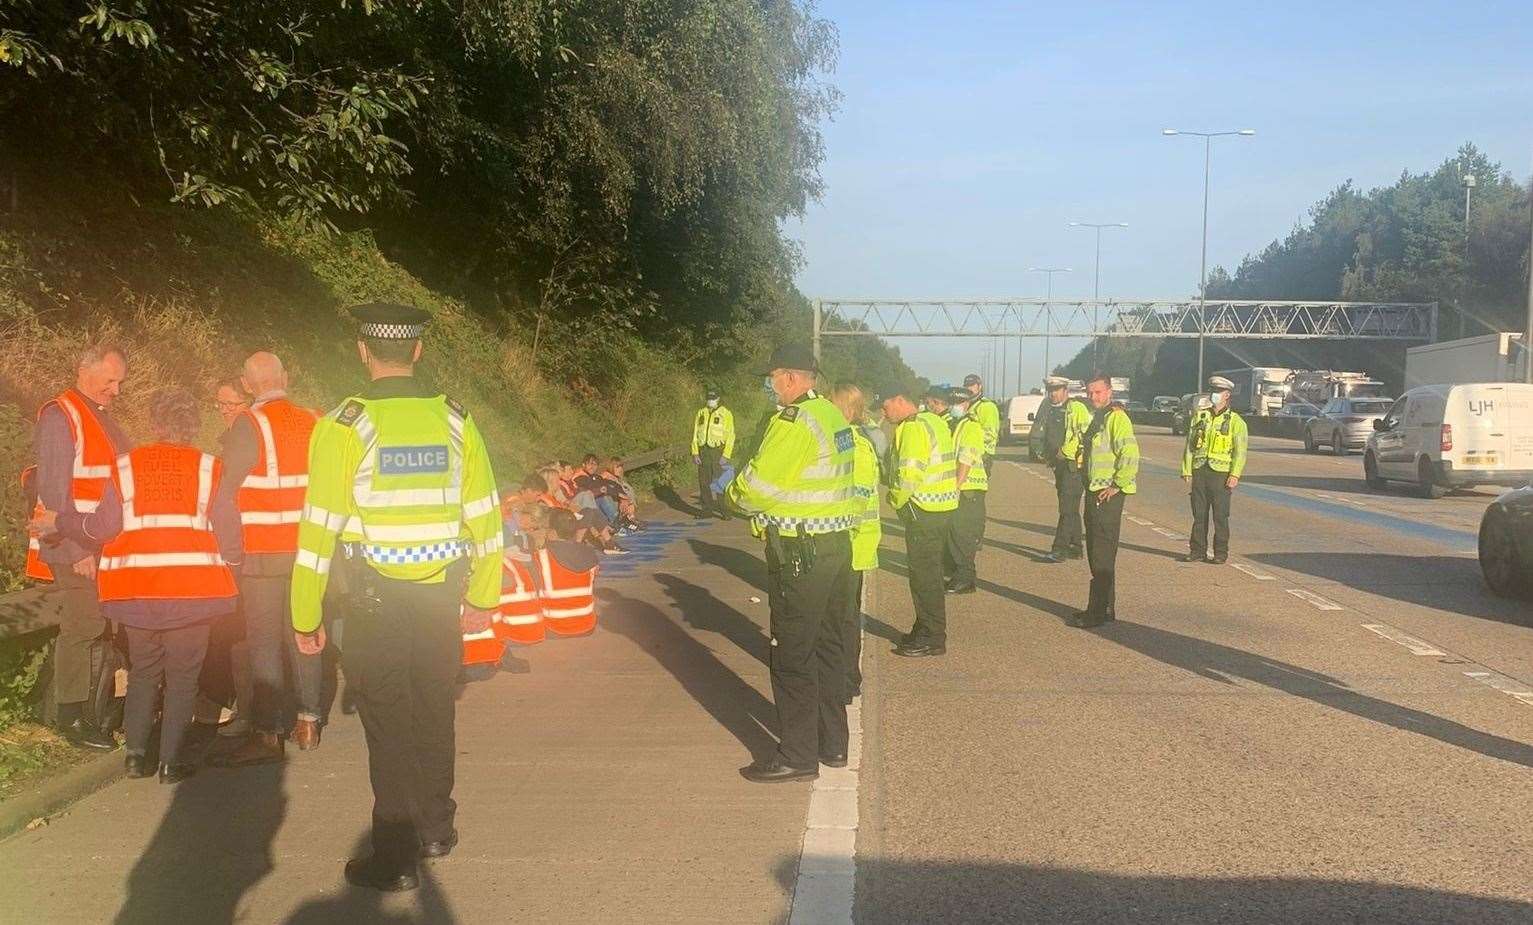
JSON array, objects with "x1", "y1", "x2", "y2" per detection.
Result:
[
  {"x1": 209, "y1": 730, "x2": 285, "y2": 767},
  {"x1": 293, "y1": 719, "x2": 321, "y2": 751}
]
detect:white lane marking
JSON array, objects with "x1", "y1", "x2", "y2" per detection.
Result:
[
  {"x1": 789, "y1": 573, "x2": 867, "y2": 924},
  {"x1": 1152, "y1": 526, "x2": 1186, "y2": 540},
  {"x1": 1360, "y1": 623, "x2": 1448, "y2": 656},
  {"x1": 1312, "y1": 490, "x2": 1370, "y2": 508},
  {"x1": 1463, "y1": 671, "x2": 1533, "y2": 706},
  {"x1": 1229, "y1": 562, "x2": 1276, "y2": 581},
  {"x1": 1126, "y1": 515, "x2": 1154, "y2": 526},
  {"x1": 1285, "y1": 588, "x2": 1345, "y2": 611}
]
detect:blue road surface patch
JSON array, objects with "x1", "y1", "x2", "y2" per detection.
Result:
[
  {"x1": 598, "y1": 520, "x2": 714, "y2": 578},
  {"x1": 379, "y1": 445, "x2": 450, "y2": 474}
]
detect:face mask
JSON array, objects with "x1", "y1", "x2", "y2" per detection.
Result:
[
  {"x1": 950, "y1": 406, "x2": 965, "y2": 419},
  {"x1": 706, "y1": 399, "x2": 719, "y2": 409},
  {"x1": 762, "y1": 377, "x2": 774, "y2": 395}
]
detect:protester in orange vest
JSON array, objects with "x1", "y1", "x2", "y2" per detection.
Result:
[
  {"x1": 537, "y1": 508, "x2": 599, "y2": 637},
  {"x1": 211, "y1": 352, "x2": 322, "y2": 766},
  {"x1": 29, "y1": 344, "x2": 131, "y2": 751},
  {"x1": 498, "y1": 501, "x2": 547, "y2": 646},
  {"x1": 32, "y1": 387, "x2": 243, "y2": 783}
]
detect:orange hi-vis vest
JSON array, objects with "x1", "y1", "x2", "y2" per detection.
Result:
[
  {"x1": 461, "y1": 603, "x2": 505, "y2": 667},
  {"x1": 236, "y1": 398, "x2": 318, "y2": 555},
  {"x1": 536, "y1": 547, "x2": 597, "y2": 637},
  {"x1": 497, "y1": 554, "x2": 545, "y2": 646},
  {"x1": 25, "y1": 391, "x2": 120, "y2": 582},
  {"x1": 97, "y1": 443, "x2": 238, "y2": 604}
]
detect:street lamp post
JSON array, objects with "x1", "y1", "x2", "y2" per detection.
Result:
[
  {"x1": 1028, "y1": 266, "x2": 1072, "y2": 375},
  {"x1": 1069, "y1": 221, "x2": 1129, "y2": 369},
  {"x1": 1163, "y1": 128, "x2": 1255, "y2": 389}
]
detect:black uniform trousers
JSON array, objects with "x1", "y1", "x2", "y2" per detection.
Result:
[
  {"x1": 346, "y1": 563, "x2": 464, "y2": 874},
  {"x1": 901, "y1": 505, "x2": 952, "y2": 647},
  {"x1": 1051, "y1": 461, "x2": 1084, "y2": 555},
  {"x1": 1189, "y1": 465, "x2": 1233, "y2": 558},
  {"x1": 944, "y1": 490, "x2": 987, "y2": 586},
  {"x1": 1084, "y1": 489, "x2": 1125, "y2": 618},
  {"x1": 765, "y1": 530, "x2": 851, "y2": 769},
  {"x1": 696, "y1": 444, "x2": 725, "y2": 512},
  {"x1": 838, "y1": 571, "x2": 866, "y2": 698}
]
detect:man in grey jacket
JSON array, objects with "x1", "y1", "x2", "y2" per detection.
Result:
[{"x1": 33, "y1": 345, "x2": 131, "y2": 750}]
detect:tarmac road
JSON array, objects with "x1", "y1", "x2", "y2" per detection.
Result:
[{"x1": 856, "y1": 428, "x2": 1533, "y2": 924}]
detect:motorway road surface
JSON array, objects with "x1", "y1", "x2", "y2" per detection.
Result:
[
  {"x1": 1, "y1": 428, "x2": 1530, "y2": 923},
  {"x1": 856, "y1": 429, "x2": 1533, "y2": 922}
]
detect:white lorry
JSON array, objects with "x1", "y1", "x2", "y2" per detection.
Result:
[
  {"x1": 1211, "y1": 367, "x2": 1292, "y2": 416},
  {"x1": 1404, "y1": 333, "x2": 1528, "y2": 391},
  {"x1": 1287, "y1": 370, "x2": 1389, "y2": 408}
]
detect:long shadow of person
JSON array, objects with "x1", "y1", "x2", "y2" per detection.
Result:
[
  {"x1": 879, "y1": 548, "x2": 1080, "y2": 623},
  {"x1": 686, "y1": 538, "x2": 767, "y2": 592},
  {"x1": 655, "y1": 570, "x2": 770, "y2": 665},
  {"x1": 283, "y1": 833, "x2": 458, "y2": 924},
  {"x1": 597, "y1": 587, "x2": 780, "y2": 760},
  {"x1": 652, "y1": 484, "x2": 706, "y2": 518},
  {"x1": 1091, "y1": 619, "x2": 1533, "y2": 769},
  {"x1": 113, "y1": 760, "x2": 287, "y2": 924}
]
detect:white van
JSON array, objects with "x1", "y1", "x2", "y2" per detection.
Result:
[
  {"x1": 1363, "y1": 383, "x2": 1533, "y2": 498},
  {"x1": 1005, "y1": 394, "x2": 1047, "y2": 449}
]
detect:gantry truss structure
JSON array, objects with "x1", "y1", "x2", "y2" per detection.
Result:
[{"x1": 811, "y1": 299, "x2": 1438, "y2": 357}]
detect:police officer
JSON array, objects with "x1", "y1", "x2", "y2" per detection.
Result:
[
  {"x1": 1182, "y1": 376, "x2": 1248, "y2": 564},
  {"x1": 881, "y1": 388, "x2": 958, "y2": 656},
  {"x1": 962, "y1": 373, "x2": 1001, "y2": 471},
  {"x1": 291, "y1": 304, "x2": 503, "y2": 891},
  {"x1": 1039, "y1": 375, "x2": 1090, "y2": 561},
  {"x1": 943, "y1": 387, "x2": 987, "y2": 595},
  {"x1": 1069, "y1": 373, "x2": 1138, "y2": 628},
  {"x1": 727, "y1": 344, "x2": 857, "y2": 783},
  {"x1": 691, "y1": 389, "x2": 735, "y2": 518}
]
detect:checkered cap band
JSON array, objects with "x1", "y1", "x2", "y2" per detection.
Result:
[
  {"x1": 364, "y1": 541, "x2": 467, "y2": 565},
  {"x1": 360, "y1": 322, "x2": 425, "y2": 340}
]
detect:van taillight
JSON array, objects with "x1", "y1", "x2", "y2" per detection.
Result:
[{"x1": 1441, "y1": 424, "x2": 1453, "y2": 452}]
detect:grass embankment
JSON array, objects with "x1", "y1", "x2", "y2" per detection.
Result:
[{"x1": 0, "y1": 181, "x2": 776, "y2": 786}]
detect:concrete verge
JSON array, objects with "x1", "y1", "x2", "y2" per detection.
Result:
[{"x1": 0, "y1": 749, "x2": 122, "y2": 842}]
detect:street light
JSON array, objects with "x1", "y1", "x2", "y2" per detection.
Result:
[
  {"x1": 1069, "y1": 221, "x2": 1129, "y2": 368},
  {"x1": 1029, "y1": 266, "x2": 1072, "y2": 375},
  {"x1": 1163, "y1": 127, "x2": 1256, "y2": 389}
]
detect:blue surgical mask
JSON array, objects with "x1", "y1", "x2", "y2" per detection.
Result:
[
  {"x1": 950, "y1": 406, "x2": 965, "y2": 419},
  {"x1": 706, "y1": 398, "x2": 719, "y2": 409}
]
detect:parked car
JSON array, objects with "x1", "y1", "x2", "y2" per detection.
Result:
[
  {"x1": 1303, "y1": 397, "x2": 1394, "y2": 455},
  {"x1": 1123, "y1": 400, "x2": 1148, "y2": 414},
  {"x1": 1170, "y1": 393, "x2": 1200, "y2": 435},
  {"x1": 1150, "y1": 395, "x2": 1180, "y2": 414},
  {"x1": 1274, "y1": 400, "x2": 1322, "y2": 420},
  {"x1": 1478, "y1": 484, "x2": 1533, "y2": 598},
  {"x1": 1363, "y1": 383, "x2": 1533, "y2": 498}
]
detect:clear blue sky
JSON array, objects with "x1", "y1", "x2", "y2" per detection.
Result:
[{"x1": 791, "y1": 0, "x2": 1533, "y2": 392}]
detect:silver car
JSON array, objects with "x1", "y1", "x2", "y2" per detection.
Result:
[{"x1": 1304, "y1": 397, "x2": 1394, "y2": 455}]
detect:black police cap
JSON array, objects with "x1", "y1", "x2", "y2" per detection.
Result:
[
  {"x1": 350, "y1": 302, "x2": 431, "y2": 340},
  {"x1": 759, "y1": 343, "x2": 818, "y2": 376}
]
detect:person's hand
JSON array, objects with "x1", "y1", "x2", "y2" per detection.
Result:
[
  {"x1": 692, "y1": 455, "x2": 701, "y2": 465},
  {"x1": 1226, "y1": 475, "x2": 1240, "y2": 490},
  {"x1": 461, "y1": 606, "x2": 494, "y2": 635},
  {"x1": 1097, "y1": 487, "x2": 1119, "y2": 503},
  {"x1": 1183, "y1": 474, "x2": 1192, "y2": 494},
  {"x1": 295, "y1": 627, "x2": 327, "y2": 655},
  {"x1": 28, "y1": 508, "x2": 59, "y2": 537},
  {"x1": 71, "y1": 556, "x2": 96, "y2": 579}
]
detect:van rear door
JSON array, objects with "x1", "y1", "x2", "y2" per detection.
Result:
[
  {"x1": 1454, "y1": 384, "x2": 1511, "y2": 471},
  {"x1": 1501, "y1": 385, "x2": 1533, "y2": 471}
]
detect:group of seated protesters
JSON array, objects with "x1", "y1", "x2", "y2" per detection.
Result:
[{"x1": 501, "y1": 454, "x2": 645, "y2": 556}]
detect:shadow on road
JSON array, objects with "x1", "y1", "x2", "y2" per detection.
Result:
[
  {"x1": 597, "y1": 587, "x2": 779, "y2": 759},
  {"x1": 768, "y1": 854, "x2": 1533, "y2": 923},
  {"x1": 114, "y1": 761, "x2": 287, "y2": 924},
  {"x1": 1247, "y1": 552, "x2": 1531, "y2": 628},
  {"x1": 1091, "y1": 619, "x2": 1533, "y2": 769},
  {"x1": 879, "y1": 549, "x2": 1078, "y2": 624},
  {"x1": 652, "y1": 484, "x2": 705, "y2": 518},
  {"x1": 284, "y1": 834, "x2": 457, "y2": 924},
  {"x1": 654, "y1": 571, "x2": 769, "y2": 665},
  {"x1": 686, "y1": 538, "x2": 766, "y2": 592}
]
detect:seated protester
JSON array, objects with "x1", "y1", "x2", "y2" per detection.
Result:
[
  {"x1": 501, "y1": 472, "x2": 553, "y2": 552},
  {"x1": 32, "y1": 387, "x2": 242, "y2": 784},
  {"x1": 602, "y1": 457, "x2": 644, "y2": 532},
  {"x1": 574, "y1": 453, "x2": 628, "y2": 530},
  {"x1": 536, "y1": 508, "x2": 601, "y2": 637},
  {"x1": 544, "y1": 463, "x2": 627, "y2": 556},
  {"x1": 497, "y1": 502, "x2": 547, "y2": 647}
]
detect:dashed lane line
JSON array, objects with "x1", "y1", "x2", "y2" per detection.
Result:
[
  {"x1": 1285, "y1": 588, "x2": 1345, "y2": 611},
  {"x1": 1360, "y1": 623, "x2": 1449, "y2": 656},
  {"x1": 1126, "y1": 515, "x2": 1155, "y2": 526},
  {"x1": 1463, "y1": 671, "x2": 1533, "y2": 707},
  {"x1": 1228, "y1": 562, "x2": 1276, "y2": 581}
]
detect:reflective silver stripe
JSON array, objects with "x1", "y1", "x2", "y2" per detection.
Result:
[
  {"x1": 803, "y1": 461, "x2": 853, "y2": 479},
  {"x1": 243, "y1": 473, "x2": 308, "y2": 489},
  {"x1": 76, "y1": 466, "x2": 112, "y2": 478},
  {"x1": 304, "y1": 505, "x2": 348, "y2": 532},
  {"x1": 463, "y1": 493, "x2": 498, "y2": 520},
  {"x1": 99, "y1": 551, "x2": 224, "y2": 570},
  {"x1": 543, "y1": 604, "x2": 595, "y2": 618},
  {"x1": 362, "y1": 521, "x2": 463, "y2": 543},
  {"x1": 58, "y1": 398, "x2": 113, "y2": 480},
  {"x1": 356, "y1": 487, "x2": 464, "y2": 507},
  {"x1": 798, "y1": 406, "x2": 833, "y2": 461},
  {"x1": 295, "y1": 549, "x2": 331, "y2": 575},
  {"x1": 537, "y1": 551, "x2": 594, "y2": 599},
  {"x1": 462, "y1": 628, "x2": 497, "y2": 641},
  {"x1": 737, "y1": 472, "x2": 852, "y2": 505},
  {"x1": 500, "y1": 614, "x2": 541, "y2": 625},
  {"x1": 74, "y1": 499, "x2": 101, "y2": 513},
  {"x1": 474, "y1": 536, "x2": 503, "y2": 558},
  {"x1": 241, "y1": 510, "x2": 302, "y2": 526},
  {"x1": 241, "y1": 407, "x2": 282, "y2": 489}
]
